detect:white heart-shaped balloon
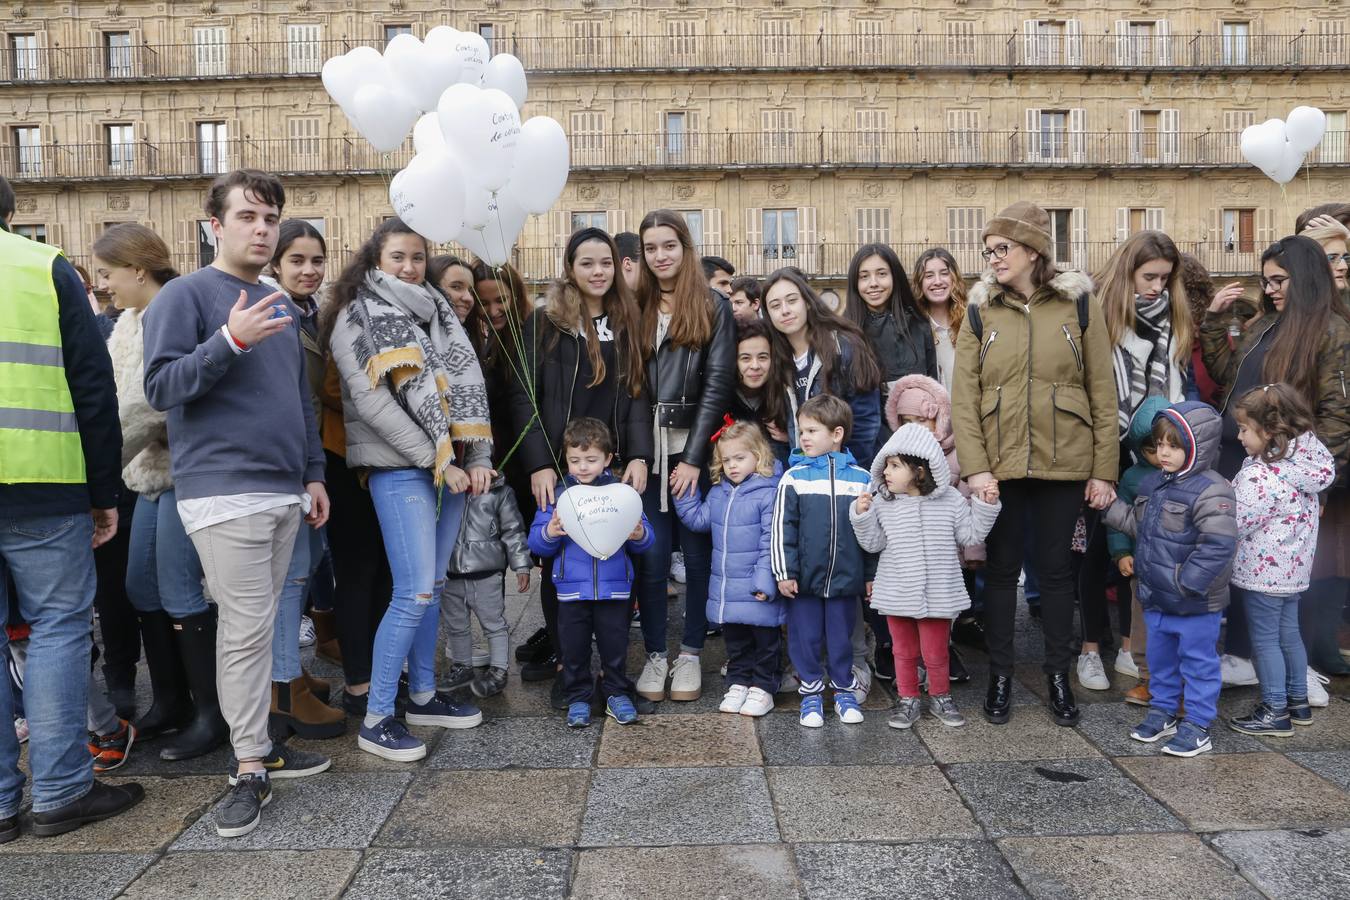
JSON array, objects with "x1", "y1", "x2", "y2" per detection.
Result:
[
  {"x1": 555, "y1": 482, "x2": 643, "y2": 561},
  {"x1": 1285, "y1": 106, "x2": 1327, "y2": 155},
  {"x1": 412, "y1": 113, "x2": 446, "y2": 155},
  {"x1": 509, "y1": 116, "x2": 570, "y2": 214},
  {"x1": 481, "y1": 53, "x2": 528, "y2": 110},
  {"x1": 390, "y1": 149, "x2": 468, "y2": 243},
  {"x1": 1266, "y1": 142, "x2": 1305, "y2": 186},
  {"x1": 455, "y1": 186, "x2": 528, "y2": 266},
  {"x1": 453, "y1": 32, "x2": 489, "y2": 86},
  {"x1": 351, "y1": 82, "x2": 419, "y2": 152},
  {"x1": 1240, "y1": 119, "x2": 1287, "y2": 173},
  {"x1": 384, "y1": 33, "x2": 441, "y2": 112}
]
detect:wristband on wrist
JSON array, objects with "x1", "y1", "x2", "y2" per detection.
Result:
[{"x1": 221, "y1": 323, "x2": 250, "y2": 353}]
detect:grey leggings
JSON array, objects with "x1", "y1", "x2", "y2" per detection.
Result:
[{"x1": 441, "y1": 572, "x2": 510, "y2": 669}]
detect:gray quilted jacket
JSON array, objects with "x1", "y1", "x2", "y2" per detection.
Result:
[{"x1": 448, "y1": 476, "x2": 533, "y2": 577}]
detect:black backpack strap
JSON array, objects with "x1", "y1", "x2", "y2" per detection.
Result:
[
  {"x1": 1076, "y1": 292, "x2": 1091, "y2": 335},
  {"x1": 966, "y1": 302, "x2": 983, "y2": 343}
]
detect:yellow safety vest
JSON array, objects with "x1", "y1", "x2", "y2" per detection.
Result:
[{"x1": 0, "y1": 229, "x2": 86, "y2": 485}]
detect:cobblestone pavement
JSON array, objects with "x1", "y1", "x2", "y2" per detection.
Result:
[{"x1": 9, "y1": 585, "x2": 1350, "y2": 899}]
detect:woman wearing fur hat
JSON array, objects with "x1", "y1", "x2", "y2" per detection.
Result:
[{"x1": 950, "y1": 201, "x2": 1120, "y2": 728}]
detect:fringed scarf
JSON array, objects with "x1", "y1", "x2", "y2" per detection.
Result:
[
  {"x1": 347, "y1": 270, "x2": 491, "y2": 485},
  {"x1": 1112, "y1": 291, "x2": 1177, "y2": 437}
]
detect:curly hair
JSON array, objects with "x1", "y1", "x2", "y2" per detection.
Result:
[
  {"x1": 709, "y1": 421, "x2": 776, "y2": 484},
  {"x1": 1233, "y1": 382, "x2": 1317, "y2": 464}
]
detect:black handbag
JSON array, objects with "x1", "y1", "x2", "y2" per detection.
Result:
[{"x1": 656, "y1": 401, "x2": 696, "y2": 429}]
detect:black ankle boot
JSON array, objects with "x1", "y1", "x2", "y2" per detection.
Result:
[
  {"x1": 984, "y1": 674, "x2": 1012, "y2": 724},
  {"x1": 102, "y1": 664, "x2": 138, "y2": 721},
  {"x1": 132, "y1": 610, "x2": 193, "y2": 740},
  {"x1": 159, "y1": 609, "x2": 229, "y2": 761},
  {"x1": 1047, "y1": 671, "x2": 1080, "y2": 726},
  {"x1": 949, "y1": 645, "x2": 970, "y2": 684}
]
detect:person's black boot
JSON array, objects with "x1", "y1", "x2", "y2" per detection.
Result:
[
  {"x1": 1047, "y1": 671, "x2": 1080, "y2": 726},
  {"x1": 873, "y1": 645, "x2": 895, "y2": 683},
  {"x1": 132, "y1": 610, "x2": 193, "y2": 740},
  {"x1": 514, "y1": 627, "x2": 551, "y2": 664},
  {"x1": 522, "y1": 652, "x2": 560, "y2": 682},
  {"x1": 949, "y1": 645, "x2": 970, "y2": 684},
  {"x1": 160, "y1": 609, "x2": 230, "y2": 761},
  {"x1": 1301, "y1": 580, "x2": 1350, "y2": 675},
  {"x1": 951, "y1": 615, "x2": 987, "y2": 649},
  {"x1": 32, "y1": 781, "x2": 146, "y2": 837},
  {"x1": 983, "y1": 674, "x2": 1012, "y2": 725},
  {"x1": 102, "y1": 663, "x2": 138, "y2": 721}
]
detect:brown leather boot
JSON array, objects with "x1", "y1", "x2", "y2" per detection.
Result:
[
  {"x1": 1123, "y1": 682, "x2": 1151, "y2": 707},
  {"x1": 311, "y1": 609, "x2": 343, "y2": 665},
  {"x1": 270, "y1": 678, "x2": 346, "y2": 740},
  {"x1": 302, "y1": 668, "x2": 332, "y2": 705}
]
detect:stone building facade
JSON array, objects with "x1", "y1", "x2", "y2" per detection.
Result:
[{"x1": 2, "y1": 0, "x2": 1347, "y2": 285}]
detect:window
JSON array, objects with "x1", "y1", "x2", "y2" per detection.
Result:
[
  {"x1": 1126, "y1": 22, "x2": 1154, "y2": 66},
  {"x1": 104, "y1": 32, "x2": 132, "y2": 77},
  {"x1": 1026, "y1": 108, "x2": 1084, "y2": 162},
  {"x1": 946, "y1": 109, "x2": 981, "y2": 162},
  {"x1": 286, "y1": 24, "x2": 322, "y2": 74},
  {"x1": 1138, "y1": 110, "x2": 1160, "y2": 160},
  {"x1": 1315, "y1": 20, "x2": 1346, "y2": 65},
  {"x1": 679, "y1": 210, "x2": 704, "y2": 249},
  {"x1": 569, "y1": 111, "x2": 605, "y2": 160},
  {"x1": 855, "y1": 108, "x2": 888, "y2": 157},
  {"x1": 946, "y1": 207, "x2": 985, "y2": 272},
  {"x1": 1119, "y1": 207, "x2": 1165, "y2": 238},
  {"x1": 1323, "y1": 111, "x2": 1347, "y2": 163},
  {"x1": 10, "y1": 34, "x2": 38, "y2": 80},
  {"x1": 13, "y1": 224, "x2": 46, "y2": 242},
  {"x1": 663, "y1": 112, "x2": 686, "y2": 157},
  {"x1": 13, "y1": 126, "x2": 41, "y2": 176},
  {"x1": 478, "y1": 24, "x2": 495, "y2": 53},
  {"x1": 854, "y1": 19, "x2": 884, "y2": 59},
  {"x1": 383, "y1": 25, "x2": 412, "y2": 47},
  {"x1": 945, "y1": 21, "x2": 976, "y2": 63},
  {"x1": 299, "y1": 217, "x2": 326, "y2": 237},
  {"x1": 570, "y1": 211, "x2": 607, "y2": 231},
  {"x1": 761, "y1": 109, "x2": 796, "y2": 155},
  {"x1": 197, "y1": 220, "x2": 218, "y2": 268},
  {"x1": 1038, "y1": 110, "x2": 1069, "y2": 160},
  {"x1": 1116, "y1": 19, "x2": 1171, "y2": 66},
  {"x1": 1222, "y1": 22, "x2": 1250, "y2": 65},
  {"x1": 287, "y1": 116, "x2": 320, "y2": 167},
  {"x1": 106, "y1": 124, "x2": 135, "y2": 174},
  {"x1": 667, "y1": 18, "x2": 697, "y2": 61},
  {"x1": 197, "y1": 121, "x2": 228, "y2": 175},
  {"x1": 193, "y1": 26, "x2": 227, "y2": 77},
  {"x1": 762, "y1": 209, "x2": 798, "y2": 262},
  {"x1": 572, "y1": 21, "x2": 603, "y2": 56},
  {"x1": 1047, "y1": 208, "x2": 1074, "y2": 266},
  {"x1": 856, "y1": 208, "x2": 891, "y2": 245},
  {"x1": 1222, "y1": 209, "x2": 1255, "y2": 253},
  {"x1": 1222, "y1": 109, "x2": 1256, "y2": 155},
  {"x1": 1026, "y1": 20, "x2": 1065, "y2": 65},
  {"x1": 760, "y1": 19, "x2": 793, "y2": 61}
]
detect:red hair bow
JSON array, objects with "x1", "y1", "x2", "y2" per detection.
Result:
[{"x1": 710, "y1": 414, "x2": 736, "y2": 444}]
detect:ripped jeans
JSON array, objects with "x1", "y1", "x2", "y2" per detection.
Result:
[
  {"x1": 270, "y1": 523, "x2": 325, "y2": 682},
  {"x1": 367, "y1": 468, "x2": 467, "y2": 719}
]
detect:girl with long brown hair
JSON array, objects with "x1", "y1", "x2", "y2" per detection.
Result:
[{"x1": 912, "y1": 248, "x2": 968, "y2": 395}]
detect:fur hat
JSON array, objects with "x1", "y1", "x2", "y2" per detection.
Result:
[{"x1": 983, "y1": 201, "x2": 1053, "y2": 259}]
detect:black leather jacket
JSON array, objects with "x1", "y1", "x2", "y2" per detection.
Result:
[{"x1": 645, "y1": 291, "x2": 737, "y2": 469}]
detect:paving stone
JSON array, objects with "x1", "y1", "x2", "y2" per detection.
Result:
[
  {"x1": 473, "y1": 677, "x2": 561, "y2": 718},
  {"x1": 288, "y1": 727, "x2": 444, "y2": 775},
  {"x1": 0, "y1": 852, "x2": 156, "y2": 900},
  {"x1": 1211, "y1": 827, "x2": 1350, "y2": 900},
  {"x1": 426, "y1": 716, "x2": 598, "y2": 769},
  {"x1": 120, "y1": 850, "x2": 361, "y2": 899},
  {"x1": 377, "y1": 770, "x2": 587, "y2": 847},
  {"x1": 1215, "y1": 692, "x2": 1350, "y2": 751},
  {"x1": 109, "y1": 739, "x2": 236, "y2": 778},
  {"x1": 1117, "y1": 752, "x2": 1350, "y2": 832},
  {"x1": 914, "y1": 705, "x2": 1102, "y2": 763},
  {"x1": 580, "y1": 767, "x2": 779, "y2": 846},
  {"x1": 1076, "y1": 702, "x2": 1268, "y2": 757},
  {"x1": 345, "y1": 848, "x2": 572, "y2": 900},
  {"x1": 947, "y1": 758, "x2": 1183, "y2": 838},
  {"x1": 794, "y1": 840, "x2": 1027, "y2": 900},
  {"x1": 1289, "y1": 750, "x2": 1350, "y2": 791},
  {"x1": 597, "y1": 713, "x2": 761, "y2": 767},
  {"x1": 756, "y1": 710, "x2": 931, "y2": 766},
  {"x1": 997, "y1": 834, "x2": 1262, "y2": 900},
  {"x1": 0, "y1": 776, "x2": 221, "y2": 854},
  {"x1": 571, "y1": 846, "x2": 800, "y2": 900},
  {"x1": 768, "y1": 765, "x2": 981, "y2": 843},
  {"x1": 170, "y1": 772, "x2": 410, "y2": 850},
  {"x1": 1015, "y1": 663, "x2": 1138, "y2": 706}
]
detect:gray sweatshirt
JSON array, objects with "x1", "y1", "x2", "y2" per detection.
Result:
[{"x1": 142, "y1": 265, "x2": 324, "y2": 500}]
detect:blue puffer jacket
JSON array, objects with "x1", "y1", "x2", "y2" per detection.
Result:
[
  {"x1": 675, "y1": 472, "x2": 785, "y2": 628},
  {"x1": 771, "y1": 449, "x2": 878, "y2": 598},
  {"x1": 527, "y1": 472, "x2": 655, "y2": 602},
  {"x1": 1103, "y1": 402, "x2": 1238, "y2": 616}
]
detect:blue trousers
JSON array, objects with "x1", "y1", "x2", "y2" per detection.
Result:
[
  {"x1": 787, "y1": 594, "x2": 858, "y2": 696},
  {"x1": 1240, "y1": 587, "x2": 1307, "y2": 708},
  {"x1": 1144, "y1": 607, "x2": 1222, "y2": 728}
]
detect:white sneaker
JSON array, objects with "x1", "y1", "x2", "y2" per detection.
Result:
[
  {"x1": 1220, "y1": 654, "x2": 1259, "y2": 687},
  {"x1": 739, "y1": 687, "x2": 774, "y2": 717},
  {"x1": 1076, "y1": 651, "x2": 1110, "y2": 690},
  {"x1": 1114, "y1": 650, "x2": 1140, "y2": 679},
  {"x1": 669, "y1": 655, "x2": 702, "y2": 701},
  {"x1": 1307, "y1": 667, "x2": 1330, "y2": 707},
  {"x1": 298, "y1": 615, "x2": 316, "y2": 648},
  {"x1": 636, "y1": 653, "x2": 668, "y2": 701},
  {"x1": 669, "y1": 551, "x2": 687, "y2": 585},
  {"x1": 850, "y1": 664, "x2": 871, "y2": 704},
  {"x1": 719, "y1": 684, "x2": 749, "y2": 713}
]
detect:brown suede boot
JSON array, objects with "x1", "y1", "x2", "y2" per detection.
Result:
[
  {"x1": 1123, "y1": 682, "x2": 1150, "y2": 707},
  {"x1": 302, "y1": 668, "x2": 332, "y2": 705},
  {"x1": 270, "y1": 678, "x2": 347, "y2": 740},
  {"x1": 311, "y1": 610, "x2": 343, "y2": 666}
]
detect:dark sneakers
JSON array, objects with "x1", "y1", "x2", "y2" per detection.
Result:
[
  {"x1": 88, "y1": 719, "x2": 136, "y2": 774},
  {"x1": 1287, "y1": 697, "x2": 1313, "y2": 727},
  {"x1": 0, "y1": 815, "x2": 17, "y2": 844},
  {"x1": 515, "y1": 627, "x2": 551, "y2": 663},
  {"x1": 521, "y1": 653, "x2": 560, "y2": 682},
  {"x1": 214, "y1": 772, "x2": 271, "y2": 838},
  {"x1": 229, "y1": 742, "x2": 332, "y2": 785},
  {"x1": 1229, "y1": 702, "x2": 1294, "y2": 737},
  {"x1": 470, "y1": 666, "x2": 509, "y2": 699},
  {"x1": 443, "y1": 663, "x2": 475, "y2": 692},
  {"x1": 32, "y1": 780, "x2": 146, "y2": 837}
]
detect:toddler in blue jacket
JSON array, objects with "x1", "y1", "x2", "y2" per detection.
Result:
[
  {"x1": 528, "y1": 418, "x2": 653, "y2": 728},
  {"x1": 676, "y1": 420, "x2": 784, "y2": 718}
]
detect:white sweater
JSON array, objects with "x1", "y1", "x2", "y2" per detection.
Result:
[{"x1": 107, "y1": 308, "x2": 172, "y2": 500}]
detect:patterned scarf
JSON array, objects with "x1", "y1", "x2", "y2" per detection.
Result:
[
  {"x1": 347, "y1": 270, "x2": 491, "y2": 484},
  {"x1": 1112, "y1": 291, "x2": 1174, "y2": 436}
]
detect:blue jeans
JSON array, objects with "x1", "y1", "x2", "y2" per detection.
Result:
[
  {"x1": 0, "y1": 514, "x2": 96, "y2": 815},
  {"x1": 271, "y1": 524, "x2": 324, "y2": 682},
  {"x1": 126, "y1": 489, "x2": 208, "y2": 617},
  {"x1": 1145, "y1": 607, "x2": 1222, "y2": 729},
  {"x1": 1240, "y1": 587, "x2": 1308, "y2": 708},
  {"x1": 636, "y1": 456, "x2": 712, "y2": 655},
  {"x1": 367, "y1": 469, "x2": 466, "y2": 718}
]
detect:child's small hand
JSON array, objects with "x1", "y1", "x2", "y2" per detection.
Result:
[
  {"x1": 753, "y1": 591, "x2": 769, "y2": 602},
  {"x1": 1117, "y1": 556, "x2": 1135, "y2": 578},
  {"x1": 777, "y1": 579, "x2": 798, "y2": 599},
  {"x1": 546, "y1": 508, "x2": 566, "y2": 538},
  {"x1": 628, "y1": 522, "x2": 645, "y2": 541},
  {"x1": 981, "y1": 482, "x2": 1000, "y2": 504},
  {"x1": 865, "y1": 581, "x2": 873, "y2": 599},
  {"x1": 854, "y1": 492, "x2": 872, "y2": 514},
  {"x1": 516, "y1": 571, "x2": 531, "y2": 592}
]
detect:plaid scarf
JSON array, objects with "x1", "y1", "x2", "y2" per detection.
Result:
[{"x1": 1112, "y1": 291, "x2": 1175, "y2": 436}]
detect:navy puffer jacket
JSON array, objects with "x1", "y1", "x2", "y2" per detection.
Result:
[
  {"x1": 1103, "y1": 402, "x2": 1238, "y2": 616},
  {"x1": 675, "y1": 471, "x2": 785, "y2": 627}
]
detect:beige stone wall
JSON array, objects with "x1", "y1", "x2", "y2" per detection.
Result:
[{"x1": 2, "y1": 0, "x2": 1346, "y2": 283}]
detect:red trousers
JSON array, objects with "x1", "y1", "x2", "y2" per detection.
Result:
[{"x1": 888, "y1": 616, "x2": 951, "y2": 697}]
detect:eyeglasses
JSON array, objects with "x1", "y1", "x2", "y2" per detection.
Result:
[
  {"x1": 1326, "y1": 253, "x2": 1350, "y2": 265},
  {"x1": 1259, "y1": 275, "x2": 1289, "y2": 291},
  {"x1": 980, "y1": 244, "x2": 1012, "y2": 262}
]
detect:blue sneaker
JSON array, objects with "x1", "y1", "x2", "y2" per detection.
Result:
[
  {"x1": 357, "y1": 716, "x2": 426, "y2": 762},
  {"x1": 1129, "y1": 708, "x2": 1179, "y2": 743},
  {"x1": 834, "y1": 691, "x2": 864, "y2": 724},
  {"x1": 405, "y1": 691, "x2": 483, "y2": 730},
  {"x1": 567, "y1": 701, "x2": 592, "y2": 728},
  {"x1": 606, "y1": 695, "x2": 638, "y2": 724},
  {"x1": 799, "y1": 694, "x2": 825, "y2": 728},
  {"x1": 1162, "y1": 721, "x2": 1213, "y2": 758}
]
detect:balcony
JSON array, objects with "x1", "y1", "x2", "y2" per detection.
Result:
[
  {"x1": 5, "y1": 131, "x2": 1347, "y2": 184},
  {"x1": 0, "y1": 32, "x2": 1343, "y2": 86}
]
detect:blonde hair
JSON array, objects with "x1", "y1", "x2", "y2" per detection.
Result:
[
  {"x1": 1093, "y1": 230, "x2": 1193, "y2": 366},
  {"x1": 709, "y1": 421, "x2": 776, "y2": 484},
  {"x1": 1301, "y1": 223, "x2": 1350, "y2": 246}
]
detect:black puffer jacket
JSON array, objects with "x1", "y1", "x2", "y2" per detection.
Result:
[{"x1": 646, "y1": 289, "x2": 737, "y2": 469}]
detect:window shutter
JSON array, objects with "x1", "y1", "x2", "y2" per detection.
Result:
[
  {"x1": 1069, "y1": 109, "x2": 1086, "y2": 163},
  {"x1": 797, "y1": 206, "x2": 817, "y2": 273},
  {"x1": 1155, "y1": 19, "x2": 1172, "y2": 66},
  {"x1": 1256, "y1": 208, "x2": 1273, "y2": 248},
  {"x1": 606, "y1": 209, "x2": 627, "y2": 235},
  {"x1": 703, "y1": 208, "x2": 723, "y2": 256},
  {"x1": 1211, "y1": 208, "x2": 1223, "y2": 249},
  {"x1": 1071, "y1": 208, "x2": 1087, "y2": 270},
  {"x1": 1115, "y1": 20, "x2": 1130, "y2": 66},
  {"x1": 1022, "y1": 20, "x2": 1040, "y2": 64},
  {"x1": 1145, "y1": 208, "x2": 1165, "y2": 231},
  {"x1": 1128, "y1": 109, "x2": 1142, "y2": 163},
  {"x1": 745, "y1": 208, "x2": 763, "y2": 275},
  {"x1": 1065, "y1": 20, "x2": 1083, "y2": 65},
  {"x1": 1025, "y1": 108, "x2": 1041, "y2": 163},
  {"x1": 1115, "y1": 207, "x2": 1130, "y2": 242},
  {"x1": 552, "y1": 210, "x2": 571, "y2": 272},
  {"x1": 1161, "y1": 109, "x2": 1180, "y2": 163}
]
